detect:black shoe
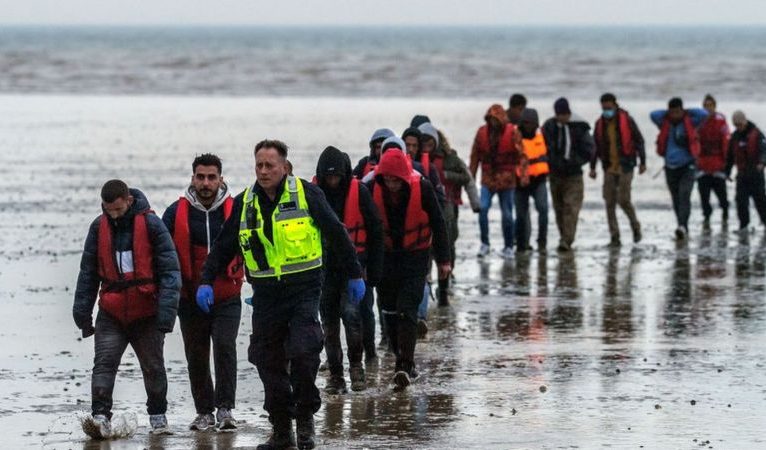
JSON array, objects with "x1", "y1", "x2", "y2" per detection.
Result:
[
  {"x1": 632, "y1": 228, "x2": 642, "y2": 244},
  {"x1": 608, "y1": 237, "x2": 622, "y2": 248},
  {"x1": 392, "y1": 371, "x2": 411, "y2": 390},
  {"x1": 437, "y1": 289, "x2": 449, "y2": 307},
  {"x1": 257, "y1": 416, "x2": 296, "y2": 450},
  {"x1": 296, "y1": 414, "x2": 315, "y2": 450},
  {"x1": 722, "y1": 209, "x2": 729, "y2": 223},
  {"x1": 417, "y1": 319, "x2": 428, "y2": 339},
  {"x1": 537, "y1": 240, "x2": 547, "y2": 252},
  {"x1": 349, "y1": 365, "x2": 366, "y2": 392},
  {"x1": 324, "y1": 375, "x2": 347, "y2": 395}
]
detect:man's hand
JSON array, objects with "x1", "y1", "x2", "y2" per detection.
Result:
[
  {"x1": 588, "y1": 169, "x2": 597, "y2": 179},
  {"x1": 639, "y1": 164, "x2": 647, "y2": 175},
  {"x1": 347, "y1": 278, "x2": 366, "y2": 306},
  {"x1": 438, "y1": 263, "x2": 452, "y2": 280},
  {"x1": 196, "y1": 284, "x2": 214, "y2": 314},
  {"x1": 81, "y1": 324, "x2": 95, "y2": 338},
  {"x1": 758, "y1": 163, "x2": 764, "y2": 172}
]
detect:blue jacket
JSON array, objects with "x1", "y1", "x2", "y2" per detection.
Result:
[{"x1": 651, "y1": 108, "x2": 708, "y2": 169}]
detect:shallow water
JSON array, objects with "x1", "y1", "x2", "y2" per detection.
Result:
[{"x1": 1, "y1": 95, "x2": 765, "y2": 448}]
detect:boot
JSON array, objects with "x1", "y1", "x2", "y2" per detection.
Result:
[
  {"x1": 324, "y1": 375, "x2": 347, "y2": 395},
  {"x1": 257, "y1": 416, "x2": 296, "y2": 450},
  {"x1": 296, "y1": 414, "x2": 316, "y2": 449},
  {"x1": 349, "y1": 365, "x2": 366, "y2": 392}
]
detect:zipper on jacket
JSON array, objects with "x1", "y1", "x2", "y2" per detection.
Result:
[{"x1": 205, "y1": 210, "x2": 211, "y2": 254}]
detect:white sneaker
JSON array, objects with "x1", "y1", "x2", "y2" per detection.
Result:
[
  {"x1": 501, "y1": 247, "x2": 514, "y2": 260},
  {"x1": 477, "y1": 244, "x2": 491, "y2": 258},
  {"x1": 82, "y1": 414, "x2": 111, "y2": 440}
]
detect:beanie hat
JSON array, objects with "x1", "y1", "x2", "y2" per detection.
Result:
[
  {"x1": 520, "y1": 108, "x2": 539, "y2": 126},
  {"x1": 554, "y1": 97, "x2": 571, "y2": 115},
  {"x1": 410, "y1": 115, "x2": 431, "y2": 128}
]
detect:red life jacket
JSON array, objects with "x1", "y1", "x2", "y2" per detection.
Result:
[
  {"x1": 474, "y1": 123, "x2": 518, "y2": 174},
  {"x1": 419, "y1": 153, "x2": 431, "y2": 177},
  {"x1": 343, "y1": 178, "x2": 368, "y2": 254},
  {"x1": 372, "y1": 175, "x2": 432, "y2": 251},
  {"x1": 594, "y1": 109, "x2": 636, "y2": 158},
  {"x1": 657, "y1": 114, "x2": 701, "y2": 158},
  {"x1": 431, "y1": 156, "x2": 463, "y2": 206},
  {"x1": 97, "y1": 212, "x2": 158, "y2": 324},
  {"x1": 173, "y1": 197, "x2": 243, "y2": 302},
  {"x1": 361, "y1": 161, "x2": 376, "y2": 178},
  {"x1": 697, "y1": 114, "x2": 729, "y2": 173},
  {"x1": 733, "y1": 126, "x2": 762, "y2": 172}
]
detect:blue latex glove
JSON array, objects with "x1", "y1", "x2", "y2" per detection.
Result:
[
  {"x1": 244, "y1": 296, "x2": 253, "y2": 306},
  {"x1": 196, "y1": 284, "x2": 214, "y2": 314},
  {"x1": 347, "y1": 278, "x2": 366, "y2": 306}
]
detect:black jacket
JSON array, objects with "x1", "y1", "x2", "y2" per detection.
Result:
[
  {"x1": 591, "y1": 109, "x2": 646, "y2": 172},
  {"x1": 201, "y1": 176, "x2": 363, "y2": 287},
  {"x1": 315, "y1": 147, "x2": 384, "y2": 285},
  {"x1": 726, "y1": 121, "x2": 766, "y2": 177},
  {"x1": 365, "y1": 176, "x2": 450, "y2": 280},
  {"x1": 542, "y1": 117, "x2": 595, "y2": 177},
  {"x1": 73, "y1": 189, "x2": 181, "y2": 332}
]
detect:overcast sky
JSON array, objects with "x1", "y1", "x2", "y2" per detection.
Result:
[{"x1": 0, "y1": 0, "x2": 763, "y2": 26}]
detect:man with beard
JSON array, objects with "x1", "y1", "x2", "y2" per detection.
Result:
[{"x1": 162, "y1": 154, "x2": 243, "y2": 431}]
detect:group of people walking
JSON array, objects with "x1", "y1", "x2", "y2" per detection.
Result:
[{"x1": 72, "y1": 93, "x2": 766, "y2": 449}]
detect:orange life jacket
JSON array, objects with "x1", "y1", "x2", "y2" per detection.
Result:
[
  {"x1": 657, "y1": 114, "x2": 701, "y2": 158},
  {"x1": 373, "y1": 175, "x2": 432, "y2": 251},
  {"x1": 173, "y1": 197, "x2": 243, "y2": 302},
  {"x1": 519, "y1": 131, "x2": 550, "y2": 178},
  {"x1": 97, "y1": 212, "x2": 158, "y2": 324}
]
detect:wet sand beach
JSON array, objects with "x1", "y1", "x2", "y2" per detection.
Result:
[{"x1": 1, "y1": 95, "x2": 765, "y2": 449}]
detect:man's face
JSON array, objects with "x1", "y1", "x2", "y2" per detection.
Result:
[
  {"x1": 556, "y1": 113, "x2": 571, "y2": 124},
  {"x1": 102, "y1": 196, "x2": 133, "y2": 219},
  {"x1": 324, "y1": 174, "x2": 342, "y2": 189},
  {"x1": 487, "y1": 116, "x2": 503, "y2": 130},
  {"x1": 508, "y1": 105, "x2": 525, "y2": 121},
  {"x1": 703, "y1": 99, "x2": 716, "y2": 115},
  {"x1": 601, "y1": 100, "x2": 616, "y2": 113},
  {"x1": 668, "y1": 107, "x2": 684, "y2": 124},
  {"x1": 383, "y1": 175, "x2": 404, "y2": 193},
  {"x1": 521, "y1": 121, "x2": 537, "y2": 135},
  {"x1": 404, "y1": 136, "x2": 419, "y2": 156},
  {"x1": 734, "y1": 119, "x2": 747, "y2": 132},
  {"x1": 421, "y1": 137, "x2": 436, "y2": 154},
  {"x1": 372, "y1": 141, "x2": 384, "y2": 159},
  {"x1": 255, "y1": 147, "x2": 288, "y2": 191},
  {"x1": 191, "y1": 164, "x2": 222, "y2": 202}
]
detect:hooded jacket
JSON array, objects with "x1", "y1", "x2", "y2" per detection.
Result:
[
  {"x1": 162, "y1": 182, "x2": 243, "y2": 302},
  {"x1": 726, "y1": 121, "x2": 766, "y2": 176},
  {"x1": 542, "y1": 114, "x2": 595, "y2": 177},
  {"x1": 352, "y1": 128, "x2": 395, "y2": 179},
  {"x1": 315, "y1": 146, "x2": 384, "y2": 285},
  {"x1": 470, "y1": 104, "x2": 521, "y2": 191},
  {"x1": 74, "y1": 188, "x2": 181, "y2": 332},
  {"x1": 365, "y1": 150, "x2": 450, "y2": 279}
]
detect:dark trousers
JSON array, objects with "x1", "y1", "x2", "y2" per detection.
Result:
[
  {"x1": 736, "y1": 172, "x2": 766, "y2": 228},
  {"x1": 248, "y1": 280, "x2": 324, "y2": 419},
  {"x1": 665, "y1": 165, "x2": 696, "y2": 229},
  {"x1": 697, "y1": 174, "x2": 729, "y2": 219},
  {"x1": 376, "y1": 276, "x2": 425, "y2": 375},
  {"x1": 178, "y1": 297, "x2": 241, "y2": 415},
  {"x1": 320, "y1": 275, "x2": 363, "y2": 376},
  {"x1": 359, "y1": 284, "x2": 376, "y2": 357},
  {"x1": 515, "y1": 177, "x2": 549, "y2": 249},
  {"x1": 92, "y1": 312, "x2": 167, "y2": 419}
]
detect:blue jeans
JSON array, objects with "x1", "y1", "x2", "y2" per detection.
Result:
[
  {"x1": 479, "y1": 185, "x2": 515, "y2": 249},
  {"x1": 515, "y1": 177, "x2": 549, "y2": 249},
  {"x1": 417, "y1": 282, "x2": 429, "y2": 321}
]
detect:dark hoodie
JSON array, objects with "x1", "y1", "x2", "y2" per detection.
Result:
[
  {"x1": 315, "y1": 146, "x2": 384, "y2": 285},
  {"x1": 73, "y1": 188, "x2": 181, "y2": 333},
  {"x1": 542, "y1": 114, "x2": 595, "y2": 177},
  {"x1": 726, "y1": 121, "x2": 766, "y2": 176},
  {"x1": 365, "y1": 151, "x2": 450, "y2": 279}
]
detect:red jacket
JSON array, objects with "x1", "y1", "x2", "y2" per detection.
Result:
[
  {"x1": 173, "y1": 197, "x2": 243, "y2": 303},
  {"x1": 697, "y1": 113, "x2": 730, "y2": 174},
  {"x1": 470, "y1": 123, "x2": 519, "y2": 191},
  {"x1": 97, "y1": 212, "x2": 158, "y2": 324}
]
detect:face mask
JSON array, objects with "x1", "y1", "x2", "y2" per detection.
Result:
[{"x1": 602, "y1": 109, "x2": 616, "y2": 119}]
